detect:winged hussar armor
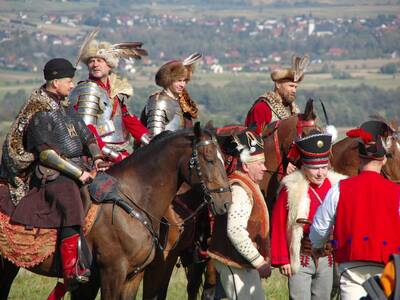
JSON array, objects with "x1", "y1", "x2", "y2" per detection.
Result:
[
  {"x1": 145, "y1": 93, "x2": 184, "y2": 136},
  {"x1": 69, "y1": 81, "x2": 128, "y2": 144}
]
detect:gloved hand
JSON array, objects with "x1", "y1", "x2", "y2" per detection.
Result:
[{"x1": 257, "y1": 260, "x2": 271, "y2": 278}]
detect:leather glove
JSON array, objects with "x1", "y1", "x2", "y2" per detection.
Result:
[{"x1": 257, "y1": 260, "x2": 271, "y2": 278}]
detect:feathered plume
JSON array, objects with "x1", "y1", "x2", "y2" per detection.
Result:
[
  {"x1": 346, "y1": 128, "x2": 373, "y2": 144},
  {"x1": 110, "y1": 42, "x2": 148, "y2": 61},
  {"x1": 75, "y1": 28, "x2": 99, "y2": 67},
  {"x1": 182, "y1": 53, "x2": 202, "y2": 66},
  {"x1": 292, "y1": 54, "x2": 310, "y2": 82}
]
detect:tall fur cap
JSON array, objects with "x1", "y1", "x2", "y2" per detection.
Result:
[
  {"x1": 155, "y1": 61, "x2": 193, "y2": 89},
  {"x1": 81, "y1": 40, "x2": 119, "y2": 68}
]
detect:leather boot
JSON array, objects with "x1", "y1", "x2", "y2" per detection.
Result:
[{"x1": 60, "y1": 234, "x2": 91, "y2": 290}]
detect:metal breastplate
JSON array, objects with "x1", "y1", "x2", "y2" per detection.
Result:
[
  {"x1": 69, "y1": 81, "x2": 128, "y2": 144},
  {"x1": 145, "y1": 93, "x2": 184, "y2": 135}
]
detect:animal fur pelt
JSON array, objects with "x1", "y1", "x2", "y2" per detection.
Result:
[{"x1": 282, "y1": 170, "x2": 347, "y2": 273}]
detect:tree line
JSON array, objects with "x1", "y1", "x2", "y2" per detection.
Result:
[{"x1": 0, "y1": 84, "x2": 397, "y2": 130}]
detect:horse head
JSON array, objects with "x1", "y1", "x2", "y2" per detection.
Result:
[
  {"x1": 381, "y1": 120, "x2": 400, "y2": 183},
  {"x1": 263, "y1": 98, "x2": 321, "y2": 174},
  {"x1": 180, "y1": 122, "x2": 232, "y2": 215},
  {"x1": 261, "y1": 98, "x2": 322, "y2": 211}
]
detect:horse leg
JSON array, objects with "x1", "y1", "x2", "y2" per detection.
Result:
[
  {"x1": 71, "y1": 269, "x2": 100, "y2": 300},
  {"x1": 143, "y1": 251, "x2": 179, "y2": 300},
  {"x1": 0, "y1": 257, "x2": 19, "y2": 300},
  {"x1": 202, "y1": 260, "x2": 219, "y2": 300},
  {"x1": 186, "y1": 260, "x2": 207, "y2": 300},
  {"x1": 120, "y1": 272, "x2": 144, "y2": 300},
  {"x1": 97, "y1": 262, "x2": 128, "y2": 300}
]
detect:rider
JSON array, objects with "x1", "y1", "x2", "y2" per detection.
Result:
[
  {"x1": 0, "y1": 58, "x2": 103, "y2": 290},
  {"x1": 270, "y1": 131, "x2": 346, "y2": 299},
  {"x1": 141, "y1": 53, "x2": 201, "y2": 136},
  {"x1": 245, "y1": 55, "x2": 309, "y2": 174},
  {"x1": 208, "y1": 129, "x2": 271, "y2": 300},
  {"x1": 245, "y1": 55, "x2": 308, "y2": 128},
  {"x1": 70, "y1": 38, "x2": 151, "y2": 162}
]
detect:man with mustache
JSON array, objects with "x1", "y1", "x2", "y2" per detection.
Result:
[
  {"x1": 208, "y1": 129, "x2": 271, "y2": 300},
  {"x1": 245, "y1": 55, "x2": 308, "y2": 128},
  {"x1": 70, "y1": 39, "x2": 151, "y2": 163},
  {"x1": 245, "y1": 55, "x2": 309, "y2": 174}
]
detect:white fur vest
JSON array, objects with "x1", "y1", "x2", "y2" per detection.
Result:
[{"x1": 281, "y1": 170, "x2": 347, "y2": 273}]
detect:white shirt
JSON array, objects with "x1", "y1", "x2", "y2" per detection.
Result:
[
  {"x1": 309, "y1": 182, "x2": 341, "y2": 249},
  {"x1": 227, "y1": 184, "x2": 264, "y2": 268}
]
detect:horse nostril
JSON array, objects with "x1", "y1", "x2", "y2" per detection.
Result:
[{"x1": 224, "y1": 202, "x2": 231, "y2": 210}]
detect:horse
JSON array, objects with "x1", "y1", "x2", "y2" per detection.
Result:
[
  {"x1": 142, "y1": 99, "x2": 322, "y2": 300},
  {"x1": 331, "y1": 120, "x2": 400, "y2": 182},
  {"x1": 0, "y1": 123, "x2": 232, "y2": 300}
]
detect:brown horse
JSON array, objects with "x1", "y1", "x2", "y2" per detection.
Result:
[
  {"x1": 142, "y1": 99, "x2": 322, "y2": 300},
  {"x1": 0, "y1": 124, "x2": 232, "y2": 300},
  {"x1": 331, "y1": 121, "x2": 400, "y2": 181}
]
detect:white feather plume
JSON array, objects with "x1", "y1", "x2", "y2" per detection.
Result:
[
  {"x1": 326, "y1": 125, "x2": 338, "y2": 142},
  {"x1": 182, "y1": 53, "x2": 202, "y2": 66}
]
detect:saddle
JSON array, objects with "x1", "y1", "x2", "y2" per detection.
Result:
[{"x1": 0, "y1": 181, "x2": 99, "y2": 268}]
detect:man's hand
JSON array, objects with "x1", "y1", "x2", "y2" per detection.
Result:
[
  {"x1": 79, "y1": 171, "x2": 95, "y2": 184},
  {"x1": 257, "y1": 260, "x2": 271, "y2": 278},
  {"x1": 279, "y1": 264, "x2": 292, "y2": 277},
  {"x1": 94, "y1": 159, "x2": 111, "y2": 172},
  {"x1": 286, "y1": 162, "x2": 297, "y2": 174},
  {"x1": 312, "y1": 247, "x2": 325, "y2": 259}
]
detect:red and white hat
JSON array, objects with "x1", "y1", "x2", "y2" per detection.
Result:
[{"x1": 295, "y1": 133, "x2": 332, "y2": 168}]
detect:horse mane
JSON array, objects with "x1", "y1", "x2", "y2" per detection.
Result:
[
  {"x1": 108, "y1": 127, "x2": 215, "y2": 173},
  {"x1": 302, "y1": 98, "x2": 317, "y2": 121}
]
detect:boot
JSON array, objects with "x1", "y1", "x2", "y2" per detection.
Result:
[{"x1": 60, "y1": 234, "x2": 91, "y2": 290}]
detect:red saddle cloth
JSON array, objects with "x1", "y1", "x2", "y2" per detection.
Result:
[{"x1": 0, "y1": 198, "x2": 99, "y2": 268}]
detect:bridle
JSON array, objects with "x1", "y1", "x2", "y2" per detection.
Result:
[
  {"x1": 112, "y1": 133, "x2": 231, "y2": 255},
  {"x1": 270, "y1": 115, "x2": 317, "y2": 179},
  {"x1": 188, "y1": 135, "x2": 232, "y2": 216}
]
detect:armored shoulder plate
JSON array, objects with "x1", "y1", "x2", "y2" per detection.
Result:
[
  {"x1": 69, "y1": 81, "x2": 128, "y2": 143},
  {"x1": 69, "y1": 81, "x2": 112, "y2": 127},
  {"x1": 145, "y1": 93, "x2": 182, "y2": 135}
]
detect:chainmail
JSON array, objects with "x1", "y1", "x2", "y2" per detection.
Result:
[{"x1": 26, "y1": 104, "x2": 95, "y2": 159}]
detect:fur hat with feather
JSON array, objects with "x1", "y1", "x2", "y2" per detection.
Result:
[
  {"x1": 271, "y1": 54, "x2": 309, "y2": 83},
  {"x1": 155, "y1": 53, "x2": 202, "y2": 88},
  {"x1": 77, "y1": 31, "x2": 148, "y2": 69}
]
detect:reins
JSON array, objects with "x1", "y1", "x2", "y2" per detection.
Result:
[
  {"x1": 109, "y1": 134, "x2": 231, "y2": 253},
  {"x1": 268, "y1": 116, "x2": 317, "y2": 178}
]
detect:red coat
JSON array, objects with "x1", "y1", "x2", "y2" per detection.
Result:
[
  {"x1": 334, "y1": 171, "x2": 400, "y2": 264},
  {"x1": 245, "y1": 101, "x2": 272, "y2": 128},
  {"x1": 271, "y1": 179, "x2": 332, "y2": 266}
]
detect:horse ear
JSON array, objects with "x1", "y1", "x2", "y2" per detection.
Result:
[
  {"x1": 303, "y1": 98, "x2": 316, "y2": 121},
  {"x1": 194, "y1": 121, "x2": 202, "y2": 139},
  {"x1": 205, "y1": 120, "x2": 214, "y2": 130}
]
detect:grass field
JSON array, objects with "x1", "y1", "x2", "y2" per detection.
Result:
[
  {"x1": 8, "y1": 267, "x2": 288, "y2": 299},
  {"x1": 126, "y1": 3, "x2": 400, "y2": 19},
  {"x1": 0, "y1": 57, "x2": 398, "y2": 96}
]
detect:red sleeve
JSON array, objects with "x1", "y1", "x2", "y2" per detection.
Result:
[
  {"x1": 245, "y1": 101, "x2": 272, "y2": 127},
  {"x1": 87, "y1": 124, "x2": 106, "y2": 149},
  {"x1": 120, "y1": 103, "x2": 149, "y2": 140},
  {"x1": 270, "y1": 188, "x2": 290, "y2": 266}
]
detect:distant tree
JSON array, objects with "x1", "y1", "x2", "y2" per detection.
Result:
[
  {"x1": 332, "y1": 71, "x2": 352, "y2": 80},
  {"x1": 380, "y1": 63, "x2": 398, "y2": 75}
]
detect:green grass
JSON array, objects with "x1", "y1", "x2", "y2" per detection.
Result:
[
  {"x1": 8, "y1": 267, "x2": 288, "y2": 299},
  {"x1": 128, "y1": 3, "x2": 400, "y2": 19}
]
